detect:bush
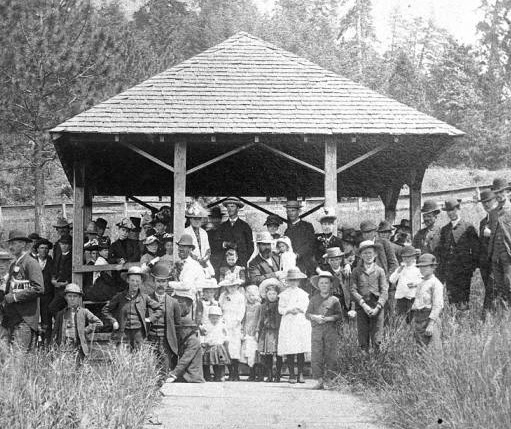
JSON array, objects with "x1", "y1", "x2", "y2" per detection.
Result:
[
  {"x1": 335, "y1": 284, "x2": 511, "y2": 429},
  {"x1": 0, "y1": 345, "x2": 159, "y2": 429}
]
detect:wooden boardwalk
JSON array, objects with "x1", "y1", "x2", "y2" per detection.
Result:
[{"x1": 146, "y1": 379, "x2": 386, "y2": 429}]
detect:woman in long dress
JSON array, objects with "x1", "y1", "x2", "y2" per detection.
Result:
[{"x1": 277, "y1": 268, "x2": 311, "y2": 384}]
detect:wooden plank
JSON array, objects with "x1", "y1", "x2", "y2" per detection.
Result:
[
  {"x1": 186, "y1": 143, "x2": 255, "y2": 175},
  {"x1": 121, "y1": 142, "x2": 174, "y2": 173},
  {"x1": 72, "y1": 164, "x2": 85, "y2": 287},
  {"x1": 258, "y1": 143, "x2": 325, "y2": 175},
  {"x1": 409, "y1": 168, "x2": 424, "y2": 237},
  {"x1": 300, "y1": 202, "x2": 325, "y2": 219},
  {"x1": 73, "y1": 263, "x2": 125, "y2": 273},
  {"x1": 127, "y1": 196, "x2": 159, "y2": 213},
  {"x1": 324, "y1": 136, "x2": 338, "y2": 233},
  {"x1": 336, "y1": 144, "x2": 388, "y2": 174},
  {"x1": 236, "y1": 196, "x2": 287, "y2": 222},
  {"x1": 173, "y1": 141, "x2": 187, "y2": 255}
]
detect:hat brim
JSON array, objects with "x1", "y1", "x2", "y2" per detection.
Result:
[
  {"x1": 441, "y1": 205, "x2": 460, "y2": 211},
  {"x1": 222, "y1": 201, "x2": 244, "y2": 208},
  {"x1": 64, "y1": 290, "x2": 83, "y2": 296},
  {"x1": 323, "y1": 252, "x2": 344, "y2": 259},
  {"x1": 319, "y1": 216, "x2": 336, "y2": 223},
  {"x1": 151, "y1": 274, "x2": 171, "y2": 280},
  {"x1": 491, "y1": 185, "x2": 511, "y2": 193},
  {"x1": 256, "y1": 240, "x2": 273, "y2": 244},
  {"x1": 421, "y1": 209, "x2": 440, "y2": 215},
  {"x1": 7, "y1": 237, "x2": 31, "y2": 243},
  {"x1": 416, "y1": 262, "x2": 438, "y2": 267},
  {"x1": 120, "y1": 271, "x2": 147, "y2": 282},
  {"x1": 218, "y1": 279, "x2": 243, "y2": 287},
  {"x1": 358, "y1": 244, "x2": 377, "y2": 253},
  {"x1": 286, "y1": 273, "x2": 307, "y2": 281},
  {"x1": 259, "y1": 278, "x2": 282, "y2": 297}
]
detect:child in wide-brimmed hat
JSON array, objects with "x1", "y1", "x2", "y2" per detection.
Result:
[
  {"x1": 53, "y1": 283, "x2": 103, "y2": 361},
  {"x1": 411, "y1": 254, "x2": 443, "y2": 350},
  {"x1": 258, "y1": 278, "x2": 284, "y2": 382},
  {"x1": 277, "y1": 267, "x2": 311, "y2": 384},
  {"x1": 202, "y1": 306, "x2": 230, "y2": 382},
  {"x1": 218, "y1": 273, "x2": 246, "y2": 381},
  {"x1": 389, "y1": 245, "x2": 422, "y2": 322},
  {"x1": 241, "y1": 285, "x2": 263, "y2": 381},
  {"x1": 306, "y1": 271, "x2": 343, "y2": 390},
  {"x1": 350, "y1": 241, "x2": 388, "y2": 353}
]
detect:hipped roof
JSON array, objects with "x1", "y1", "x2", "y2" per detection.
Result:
[{"x1": 51, "y1": 32, "x2": 463, "y2": 137}]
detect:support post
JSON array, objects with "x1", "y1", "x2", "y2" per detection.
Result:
[
  {"x1": 72, "y1": 164, "x2": 85, "y2": 287},
  {"x1": 381, "y1": 185, "x2": 401, "y2": 224},
  {"x1": 173, "y1": 141, "x2": 187, "y2": 255},
  {"x1": 324, "y1": 136, "x2": 338, "y2": 233},
  {"x1": 409, "y1": 168, "x2": 424, "y2": 237}
]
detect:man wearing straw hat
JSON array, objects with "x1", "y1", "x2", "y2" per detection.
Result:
[
  {"x1": 284, "y1": 200, "x2": 316, "y2": 276},
  {"x1": 217, "y1": 197, "x2": 254, "y2": 267},
  {"x1": 437, "y1": 199, "x2": 479, "y2": 309},
  {"x1": 488, "y1": 178, "x2": 511, "y2": 306},
  {"x1": 1, "y1": 230, "x2": 44, "y2": 351},
  {"x1": 477, "y1": 190, "x2": 498, "y2": 314},
  {"x1": 248, "y1": 232, "x2": 281, "y2": 285},
  {"x1": 412, "y1": 200, "x2": 442, "y2": 256}
]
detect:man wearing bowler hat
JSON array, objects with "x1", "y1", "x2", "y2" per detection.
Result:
[
  {"x1": 437, "y1": 199, "x2": 479, "y2": 309},
  {"x1": 477, "y1": 190, "x2": 498, "y2": 314},
  {"x1": 1, "y1": 230, "x2": 44, "y2": 351},
  {"x1": 217, "y1": 197, "x2": 254, "y2": 267},
  {"x1": 249, "y1": 232, "x2": 281, "y2": 285},
  {"x1": 175, "y1": 234, "x2": 206, "y2": 300},
  {"x1": 284, "y1": 200, "x2": 316, "y2": 276},
  {"x1": 412, "y1": 200, "x2": 442, "y2": 256},
  {"x1": 488, "y1": 178, "x2": 511, "y2": 306},
  {"x1": 52, "y1": 217, "x2": 72, "y2": 261}
]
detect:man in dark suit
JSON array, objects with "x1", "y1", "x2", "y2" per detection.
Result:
[
  {"x1": 1, "y1": 230, "x2": 44, "y2": 351},
  {"x1": 52, "y1": 217, "x2": 72, "y2": 261},
  {"x1": 217, "y1": 197, "x2": 254, "y2": 267},
  {"x1": 477, "y1": 190, "x2": 498, "y2": 314},
  {"x1": 412, "y1": 200, "x2": 442, "y2": 257},
  {"x1": 249, "y1": 232, "x2": 281, "y2": 285},
  {"x1": 109, "y1": 217, "x2": 141, "y2": 264},
  {"x1": 437, "y1": 199, "x2": 479, "y2": 309},
  {"x1": 314, "y1": 207, "x2": 343, "y2": 269},
  {"x1": 488, "y1": 178, "x2": 511, "y2": 307},
  {"x1": 49, "y1": 234, "x2": 73, "y2": 316},
  {"x1": 284, "y1": 200, "x2": 316, "y2": 275},
  {"x1": 33, "y1": 238, "x2": 54, "y2": 345}
]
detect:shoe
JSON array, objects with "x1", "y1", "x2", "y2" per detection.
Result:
[
  {"x1": 288, "y1": 375, "x2": 297, "y2": 384},
  {"x1": 274, "y1": 375, "x2": 280, "y2": 383},
  {"x1": 297, "y1": 374, "x2": 305, "y2": 384}
]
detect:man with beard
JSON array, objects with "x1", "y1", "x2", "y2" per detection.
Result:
[
  {"x1": 412, "y1": 200, "x2": 442, "y2": 256},
  {"x1": 249, "y1": 232, "x2": 281, "y2": 285}
]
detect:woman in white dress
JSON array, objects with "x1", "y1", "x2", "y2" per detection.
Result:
[{"x1": 278, "y1": 267, "x2": 311, "y2": 384}]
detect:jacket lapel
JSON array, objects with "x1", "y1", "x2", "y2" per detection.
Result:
[{"x1": 451, "y1": 221, "x2": 464, "y2": 243}]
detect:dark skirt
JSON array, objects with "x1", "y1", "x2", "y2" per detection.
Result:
[
  {"x1": 203, "y1": 343, "x2": 231, "y2": 365},
  {"x1": 258, "y1": 329, "x2": 278, "y2": 354}
]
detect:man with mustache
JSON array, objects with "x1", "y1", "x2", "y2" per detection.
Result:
[
  {"x1": 248, "y1": 232, "x2": 281, "y2": 285},
  {"x1": 412, "y1": 200, "x2": 442, "y2": 257}
]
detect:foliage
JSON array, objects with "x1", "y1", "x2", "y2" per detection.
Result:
[
  {"x1": 335, "y1": 276, "x2": 511, "y2": 429},
  {"x1": 0, "y1": 345, "x2": 159, "y2": 429}
]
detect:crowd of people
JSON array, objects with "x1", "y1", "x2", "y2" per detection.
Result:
[{"x1": 1, "y1": 176, "x2": 510, "y2": 390}]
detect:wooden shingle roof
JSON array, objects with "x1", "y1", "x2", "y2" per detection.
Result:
[{"x1": 51, "y1": 32, "x2": 463, "y2": 136}]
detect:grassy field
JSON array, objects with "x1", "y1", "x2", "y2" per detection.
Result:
[
  {"x1": 0, "y1": 345, "x2": 159, "y2": 429},
  {"x1": 335, "y1": 273, "x2": 511, "y2": 429}
]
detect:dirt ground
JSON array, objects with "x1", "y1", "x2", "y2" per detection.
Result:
[{"x1": 145, "y1": 379, "x2": 386, "y2": 429}]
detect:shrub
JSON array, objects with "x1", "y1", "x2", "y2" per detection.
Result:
[{"x1": 0, "y1": 345, "x2": 159, "y2": 429}]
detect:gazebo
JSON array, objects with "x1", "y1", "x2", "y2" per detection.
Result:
[{"x1": 50, "y1": 32, "x2": 464, "y2": 287}]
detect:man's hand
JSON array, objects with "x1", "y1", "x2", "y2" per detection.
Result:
[
  {"x1": 361, "y1": 303, "x2": 372, "y2": 316},
  {"x1": 112, "y1": 321, "x2": 120, "y2": 331},
  {"x1": 368, "y1": 306, "x2": 380, "y2": 317},
  {"x1": 119, "y1": 258, "x2": 126, "y2": 265},
  {"x1": 145, "y1": 317, "x2": 151, "y2": 323},
  {"x1": 343, "y1": 264, "x2": 351, "y2": 276},
  {"x1": 425, "y1": 320, "x2": 435, "y2": 337},
  {"x1": 4, "y1": 293, "x2": 15, "y2": 304},
  {"x1": 348, "y1": 310, "x2": 357, "y2": 319}
]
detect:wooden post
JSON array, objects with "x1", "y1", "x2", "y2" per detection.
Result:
[
  {"x1": 324, "y1": 136, "x2": 338, "y2": 233},
  {"x1": 381, "y1": 185, "x2": 401, "y2": 224},
  {"x1": 409, "y1": 169, "x2": 424, "y2": 237},
  {"x1": 72, "y1": 164, "x2": 85, "y2": 287},
  {"x1": 173, "y1": 141, "x2": 187, "y2": 255},
  {"x1": 84, "y1": 191, "x2": 92, "y2": 226}
]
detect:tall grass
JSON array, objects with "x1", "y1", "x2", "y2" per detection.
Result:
[
  {"x1": 335, "y1": 278, "x2": 511, "y2": 429},
  {"x1": 0, "y1": 344, "x2": 159, "y2": 429}
]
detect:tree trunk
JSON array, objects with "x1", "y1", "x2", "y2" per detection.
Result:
[{"x1": 33, "y1": 135, "x2": 46, "y2": 236}]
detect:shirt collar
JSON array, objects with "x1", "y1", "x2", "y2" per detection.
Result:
[
  {"x1": 451, "y1": 218, "x2": 460, "y2": 228},
  {"x1": 229, "y1": 217, "x2": 238, "y2": 224}
]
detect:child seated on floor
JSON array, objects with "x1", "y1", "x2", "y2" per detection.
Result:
[{"x1": 202, "y1": 306, "x2": 230, "y2": 382}]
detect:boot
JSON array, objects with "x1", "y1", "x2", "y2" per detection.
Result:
[
  {"x1": 255, "y1": 364, "x2": 264, "y2": 382},
  {"x1": 203, "y1": 365, "x2": 212, "y2": 382},
  {"x1": 213, "y1": 365, "x2": 225, "y2": 382},
  {"x1": 287, "y1": 355, "x2": 296, "y2": 384},
  {"x1": 228, "y1": 364, "x2": 236, "y2": 381},
  {"x1": 232, "y1": 359, "x2": 240, "y2": 381},
  {"x1": 264, "y1": 356, "x2": 273, "y2": 382},
  {"x1": 248, "y1": 366, "x2": 256, "y2": 381},
  {"x1": 274, "y1": 356, "x2": 282, "y2": 383}
]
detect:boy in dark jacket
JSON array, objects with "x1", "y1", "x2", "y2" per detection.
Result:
[
  {"x1": 53, "y1": 283, "x2": 103, "y2": 360},
  {"x1": 102, "y1": 266, "x2": 162, "y2": 351}
]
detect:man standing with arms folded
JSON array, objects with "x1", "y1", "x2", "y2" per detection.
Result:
[
  {"x1": 488, "y1": 178, "x2": 511, "y2": 307},
  {"x1": 1, "y1": 230, "x2": 44, "y2": 351}
]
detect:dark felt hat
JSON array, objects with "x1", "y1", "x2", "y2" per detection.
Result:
[
  {"x1": 401, "y1": 245, "x2": 419, "y2": 258},
  {"x1": 27, "y1": 233, "x2": 41, "y2": 241},
  {"x1": 416, "y1": 253, "x2": 438, "y2": 267},
  {"x1": 393, "y1": 219, "x2": 410, "y2": 229},
  {"x1": 377, "y1": 220, "x2": 394, "y2": 233},
  {"x1": 360, "y1": 220, "x2": 377, "y2": 233},
  {"x1": 478, "y1": 190, "x2": 496, "y2": 203},
  {"x1": 95, "y1": 217, "x2": 108, "y2": 229},
  {"x1": 53, "y1": 218, "x2": 72, "y2": 229},
  {"x1": 209, "y1": 206, "x2": 223, "y2": 219},
  {"x1": 284, "y1": 200, "x2": 302, "y2": 209},
  {"x1": 421, "y1": 200, "x2": 440, "y2": 214},
  {"x1": 35, "y1": 238, "x2": 53, "y2": 250},
  {"x1": 176, "y1": 234, "x2": 195, "y2": 249},
  {"x1": 59, "y1": 235, "x2": 73, "y2": 245},
  {"x1": 442, "y1": 198, "x2": 461, "y2": 211},
  {"x1": 6, "y1": 230, "x2": 31, "y2": 243},
  {"x1": 491, "y1": 178, "x2": 511, "y2": 193},
  {"x1": 150, "y1": 262, "x2": 171, "y2": 279},
  {"x1": 264, "y1": 214, "x2": 283, "y2": 226},
  {"x1": 130, "y1": 217, "x2": 142, "y2": 231}
]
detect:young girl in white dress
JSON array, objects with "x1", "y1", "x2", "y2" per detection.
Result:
[
  {"x1": 277, "y1": 267, "x2": 311, "y2": 384},
  {"x1": 276, "y1": 236, "x2": 297, "y2": 273}
]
